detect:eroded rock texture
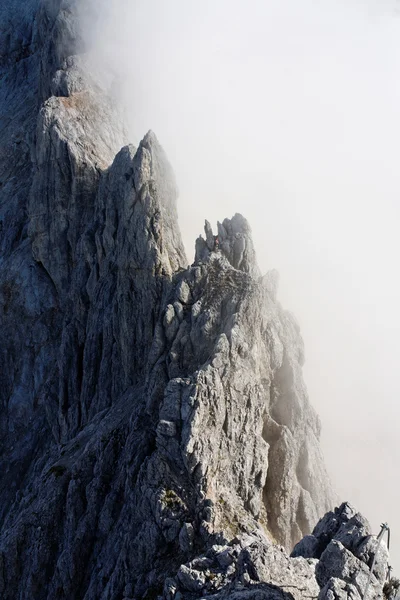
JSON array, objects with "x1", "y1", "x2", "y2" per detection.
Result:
[
  {"x1": 0, "y1": 1, "x2": 364, "y2": 599},
  {"x1": 167, "y1": 503, "x2": 390, "y2": 600}
]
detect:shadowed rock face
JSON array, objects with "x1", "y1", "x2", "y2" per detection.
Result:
[{"x1": 0, "y1": 1, "x2": 350, "y2": 599}]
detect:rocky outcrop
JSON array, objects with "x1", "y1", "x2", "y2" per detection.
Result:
[
  {"x1": 0, "y1": 1, "x2": 357, "y2": 599},
  {"x1": 151, "y1": 217, "x2": 334, "y2": 550},
  {"x1": 293, "y1": 503, "x2": 390, "y2": 600},
  {"x1": 165, "y1": 503, "x2": 390, "y2": 600}
]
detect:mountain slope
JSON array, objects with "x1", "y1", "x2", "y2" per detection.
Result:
[{"x1": 0, "y1": 1, "x2": 355, "y2": 599}]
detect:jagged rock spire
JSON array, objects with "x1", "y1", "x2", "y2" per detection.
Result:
[{"x1": 195, "y1": 213, "x2": 260, "y2": 277}]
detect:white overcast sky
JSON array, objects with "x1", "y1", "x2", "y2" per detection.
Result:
[{"x1": 83, "y1": 0, "x2": 400, "y2": 565}]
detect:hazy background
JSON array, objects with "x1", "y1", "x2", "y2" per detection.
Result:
[{"x1": 82, "y1": 0, "x2": 400, "y2": 565}]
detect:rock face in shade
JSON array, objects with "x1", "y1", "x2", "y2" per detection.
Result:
[{"x1": 0, "y1": 1, "x2": 388, "y2": 600}]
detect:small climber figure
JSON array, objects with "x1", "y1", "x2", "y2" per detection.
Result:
[{"x1": 214, "y1": 235, "x2": 220, "y2": 250}]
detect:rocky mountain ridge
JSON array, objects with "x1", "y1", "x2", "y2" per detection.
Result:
[
  {"x1": 164, "y1": 502, "x2": 392, "y2": 600},
  {"x1": 0, "y1": 0, "x2": 393, "y2": 599}
]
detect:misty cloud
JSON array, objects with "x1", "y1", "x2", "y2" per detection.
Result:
[{"x1": 81, "y1": 0, "x2": 400, "y2": 566}]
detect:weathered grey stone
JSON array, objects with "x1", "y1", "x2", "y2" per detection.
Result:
[
  {"x1": 216, "y1": 547, "x2": 235, "y2": 568},
  {"x1": 319, "y1": 577, "x2": 362, "y2": 600},
  {"x1": 163, "y1": 515, "x2": 393, "y2": 600},
  {"x1": 158, "y1": 420, "x2": 178, "y2": 437},
  {"x1": 166, "y1": 528, "x2": 320, "y2": 600},
  {"x1": 291, "y1": 534, "x2": 322, "y2": 559},
  {"x1": 316, "y1": 540, "x2": 384, "y2": 600},
  {"x1": 176, "y1": 280, "x2": 192, "y2": 304},
  {"x1": 177, "y1": 564, "x2": 207, "y2": 592},
  {"x1": 292, "y1": 501, "x2": 389, "y2": 595},
  {"x1": 179, "y1": 522, "x2": 195, "y2": 553}
]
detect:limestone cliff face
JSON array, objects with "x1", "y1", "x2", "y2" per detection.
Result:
[{"x1": 0, "y1": 1, "x2": 349, "y2": 599}]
